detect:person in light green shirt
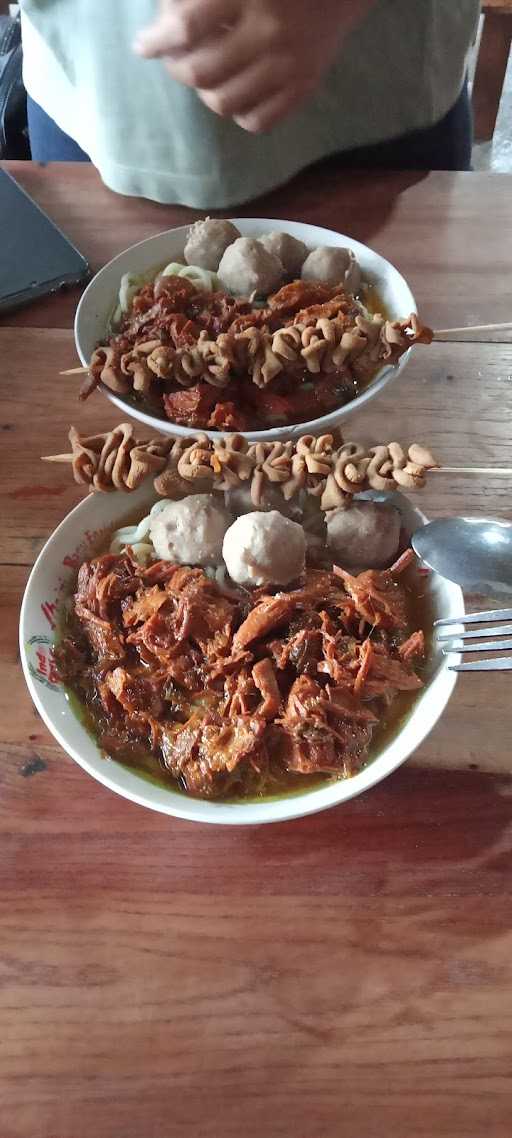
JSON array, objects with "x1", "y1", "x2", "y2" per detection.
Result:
[{"x1": 20, "y1": 0, "x2": 480, "y2": 208}]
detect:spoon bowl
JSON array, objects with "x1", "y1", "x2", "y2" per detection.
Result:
[{"x1": 412, "y1": 517, "x2": 512, "y2": 594}]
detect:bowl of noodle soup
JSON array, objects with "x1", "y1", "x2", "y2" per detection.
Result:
[
  {"x1": 74, "y1": 218, "x2": 421, "y2": 442},
  {"x1": 20, "y1": 480, "x2": 463, "y2": 825}
]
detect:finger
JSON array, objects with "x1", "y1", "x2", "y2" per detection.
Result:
[
  {"x1": 233, "y1": 82, "x2": 314, "y2": 133},
  {"x1": 197, "y1": 56, "x2": 293, "y2": 120},
  {"x1": 160, "y1": 24, "x2": 265, "y2": 90},
  {"x1": 133, "y1": 0, "x2": 240, "y2": 58}
]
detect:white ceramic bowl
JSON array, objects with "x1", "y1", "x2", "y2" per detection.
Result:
[
  {"x1": 20, "y1": 485, "x2": 463, "y2": 825},
  {"x1": 75, "y1": 218, "x2": 417, "y2": 443}
]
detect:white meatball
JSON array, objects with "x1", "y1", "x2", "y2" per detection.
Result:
[
  {"x1": 150, "y1": 494, "x2": 233, "y2": 566},
  {"x1": 223, "y1": 510, "x2": 306, "y2": 587},
  {"x1": 301, "y1": 246, "x2": 362, "y2": 294},
  {"x1": 326, "y1": 500, "x2": 401, "y2": 570},
  {"x1": 218, "y1": 238, "x2": 284, "y2": 297},
  {"x1": 184, "y1": 218, "x2": 241, "y2": 272},
  {"x1": 259, "y1": 232, "x2": 308, "y2": 278}
]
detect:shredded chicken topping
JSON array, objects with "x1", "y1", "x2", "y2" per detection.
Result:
[{"x1": 56, "y1": 548, "x2": 425, "y2": 800}]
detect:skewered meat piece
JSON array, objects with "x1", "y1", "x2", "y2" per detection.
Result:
[
  {"x1": 75, "y1": 296, "x2": 432, "y2": 419},
  {"x1": 43, "y1": 425, "x2": 438, "y2": 504}
]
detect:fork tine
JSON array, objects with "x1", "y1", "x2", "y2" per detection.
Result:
[
  {"x1": 450, "y1": 656, "x2": 512, "y2": 672},
  {"x1": 443, "y1": 638, "x2": 512, "y2": 654},
  {"x1": 435, "y1": 608, "x2": 512, "y2": 627},
  {"x1": 437, "y1": 623, "x2": 512, "y2": 641}
]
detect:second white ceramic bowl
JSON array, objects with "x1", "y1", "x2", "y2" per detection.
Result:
[
  {"x1": 20, "y1": 484, "x2": 462, "y2": 825},
  {"x1": 74, "y1": 218, "x2": 417, "y2": 443}
]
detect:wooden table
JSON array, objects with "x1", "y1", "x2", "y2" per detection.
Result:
[{"x1": 2, "y1": 163, "x2": 512, "y2": 1138}]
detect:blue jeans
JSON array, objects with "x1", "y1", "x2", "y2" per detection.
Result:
[
  {"x1": 27, "y1": 95, "x2": 90, "y2": 161},
  {"x1": 27, "y1": 81, "x2": 472, "y2": 171}
]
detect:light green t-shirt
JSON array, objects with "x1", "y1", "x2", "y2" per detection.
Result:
[{"x1": 20, "y1": 1, "x2": 480, "y2": 208}]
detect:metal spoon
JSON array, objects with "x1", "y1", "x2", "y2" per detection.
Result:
[{"x1": 412, "y1": 517, "x2": 512, "y2": 594}]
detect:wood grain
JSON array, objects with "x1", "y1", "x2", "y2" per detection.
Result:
[
  {"x1": 1, "y1": 763, "x2": 512, "y2": 1138},
  {"x1": 2, "y1": 329, "x2": 512, "y2": 565},
  {"x1": 483, "y1": 0, "x2": 512, "y2": 13},
  {"x1": 2, "y1": 164, "x2": 512, "y2": 1138},
  {"x1": 3, "y1": 162, "x2": 512, "y2": 334}
]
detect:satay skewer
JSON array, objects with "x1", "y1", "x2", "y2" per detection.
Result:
[
  {"x1": 41, "y1": 426, "x2": 441, "y2": 503},
  {"x1": 61, "y1": 321, "x2": 512, "y2": 375},
  {"x1": 60, "y1": 323, "x2": 512, "y2": 382},
  {"x1": 42, "y1": 453, "x2": 512, "y2": 477},
  {"x1": 431, "y1": 466, "x2": 512, "y2": 475},
  {"x1": 434, "y1": 322, "x2": 512, "y2": 339}
]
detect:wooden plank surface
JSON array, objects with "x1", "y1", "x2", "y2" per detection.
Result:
[
  {"x1": 2, "y1": 163, "x2": 512, "y2": 1138},
  {"x1": 1, "y1": 766, "x2": 512, "y2": 1138},
  {"x1": 483, "y1": 1, "x2": 512, "y2": 13}
]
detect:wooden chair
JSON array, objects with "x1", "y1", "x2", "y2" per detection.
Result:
[{"x1": 473, "y1": 1, "x2": 512, "y2": 140}]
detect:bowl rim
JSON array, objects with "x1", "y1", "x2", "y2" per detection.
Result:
[
  {"x1": 19, "y1": 486, "x2": 463, "y2": 825},
  {"x1": 74, "y1": 217, "x2": 417, "y2": 443}
]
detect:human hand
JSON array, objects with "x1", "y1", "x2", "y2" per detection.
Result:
[{"x1": 134, "y1": 0, "x2": 374, "y2": 132}]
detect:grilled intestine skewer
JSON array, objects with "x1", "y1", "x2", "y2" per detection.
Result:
[
  {"x1": 43, "y1": 424, "x2": 438, "y2": 509},
  {"x1": 62, "y1": 312, "x2": 433, "y2": 401}
]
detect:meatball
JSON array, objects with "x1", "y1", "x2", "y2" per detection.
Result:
[
  {"x1": 326, "y1": 500, "x2": 401, "y2": 570},
  {"x1": 184, "y1": 218, "x2": 241, "y2": 272},
  {"x1": 150, "y1": 494, "x2": 233, "y2": 566},
  {"x1": 223, "y1": 510, "x2": 306, "y2": 587},
  {"x1": 259, "y1": 232, "x2": 308, "y2": 278},
  {"x1": 301, "y1": 245, "x2": 362, "y2": 295},
  {"x1": 218, "y1": 237, "x2": 284, "y2": 297}
]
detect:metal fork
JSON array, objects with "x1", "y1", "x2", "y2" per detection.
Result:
[{"x1": 435, "y1": 608, "x2": 512, "y2": 672}]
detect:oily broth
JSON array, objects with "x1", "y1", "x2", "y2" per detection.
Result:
[
  {"x1": 356, "y1": 282, "x2": 392, "y2": 394},
  {"x1": 364, "y1": 562, "x2": 436, "y2": 763},
  {"x1": 360, "y1": 282, "x2": 389, "y2": 318}
]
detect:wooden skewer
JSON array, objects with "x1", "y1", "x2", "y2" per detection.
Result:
[
  {"x1": 59, "y1": 322, "x2": 511, "y2": 386},
  {"x1": 60, "y1": 319, "x2": 512, "y2": 371},
  {"x1": 41, "y1": 453, "x2": 512, "y2": 477},
  {"x1": 434, "y1": 466, "x2": 512, "y2": 475},
  {"x1": 434, "y1": 322, "x2": 512, "y2": 339},
  {"x1": 41, "y1": 454, "x2": 75, "y2": 463}
]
